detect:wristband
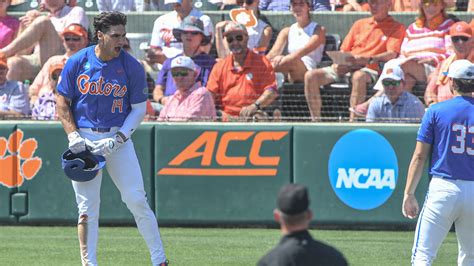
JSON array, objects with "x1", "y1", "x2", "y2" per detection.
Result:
[{"x1": 254, "y1": 102, "x2": 261, "y2": 110}]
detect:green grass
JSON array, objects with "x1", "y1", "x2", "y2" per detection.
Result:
[{"x1": 0, "y1": 226, "x2": 458, "y2": 265}]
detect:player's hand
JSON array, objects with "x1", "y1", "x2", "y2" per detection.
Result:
[
  {"x1": 68, "y1": 131, "x2": 93, "y2": 154},
  {"x1": 91, "y1": 133, "x2": 127, "y2": 156},
  {"x1": 402, "y1": 194, "x2": 419, "y2": 219}
]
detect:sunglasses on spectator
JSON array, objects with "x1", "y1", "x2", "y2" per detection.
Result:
[
  {"x1": 226, "y1": 35, "x2": 244, "y2": 43},
  {"x1": 422, "y1": 0, "x2": 442, "y2": 5},
  {"x1": 382, "y1": 80, "x2": 401, "y2": 87},
  {"x1": 237, "y1": 0, "x2": 254, "y2": 5},
  {"x1": 182, "y1": 31, "x2": 201, "y2": 36},
  {"x1": 64, "y1": 36, "x2": 81, "y2": 42},
  {"x1": 451, "y1": 36, "x2": 470, "y2": 43},
  {"x1": 171, "y1": 70, "x2": 189, "y2": 77}
]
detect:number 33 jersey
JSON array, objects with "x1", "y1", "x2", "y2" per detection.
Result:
[{"x1": 417, "y1": 96, "x2": 474, "y2": 181}]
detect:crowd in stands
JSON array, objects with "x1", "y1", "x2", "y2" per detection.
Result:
[{"x1": 0, "y1": 0, "x2": 473, "y2": 122}]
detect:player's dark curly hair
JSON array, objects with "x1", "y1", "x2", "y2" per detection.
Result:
[
  {"x1": 453, "y1": 79, "x2": 474, "y2": 93},
  {"x1": 93, "y1": 12, "x2": 127, "y2": 43}
]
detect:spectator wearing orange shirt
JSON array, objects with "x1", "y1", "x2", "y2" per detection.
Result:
[
  {"x1": 206, "y1": 22, "x2": 278, "y2": 121},
  {"x1": 304, "y1": 0, "x2": 405, "y2": 121},
  {"x1": 425, "y1": 21, "x2": 473, "y2": 105}
]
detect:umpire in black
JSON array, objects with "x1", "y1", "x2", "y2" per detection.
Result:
[{"x1": 258, "y1": 184, "x2": 348, "y2": 266}]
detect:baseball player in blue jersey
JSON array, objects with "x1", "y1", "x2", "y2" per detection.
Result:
[
  {"x1": 402, "y1": 59, "x2": 474, "y2": 266},
  {"x1": 56, "y1": 12, "x2": 167, "y2": 266}
]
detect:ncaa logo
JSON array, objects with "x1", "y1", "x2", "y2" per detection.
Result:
[{"x1": 328, "y1": 129, "x2": 398, "y2": 210}]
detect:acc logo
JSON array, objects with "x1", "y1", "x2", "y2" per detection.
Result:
[
  {"x1": 328, "y1": 129, "x2": 398, "y2": 210},
  {"x1": 158, "y1": 131, "x2": 288, "y2": 176},
  {"x1": 0, "y1": 129, "x2": 42, "y2": 188}
]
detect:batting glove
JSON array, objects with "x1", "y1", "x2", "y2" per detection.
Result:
[
  {"x1": 91, "y1": 133, "x2": 127, "y2": 156},
  {"x1": 68, "y1": 131, "x2": 93, "y2": 154}
]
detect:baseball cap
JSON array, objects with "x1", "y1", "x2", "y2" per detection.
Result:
[
  {"x1": 62, "y1": 24, "x2": 88, "y2": 39},
  {"x1": 223, "y1": 22, "x2": 248, "y2": 36},
  {"x1": 449, "y1": 21, "x2": 472, "y2": 38},
  {"x1": 164, "y1": 0, "x2": 182, "y2": 4},
  {"x1": 171, "y1": 56, "x2": 196, "y2": 71},
  {"x1": 277, "y1": 184, "x2": 309, "y2": 215},
  {"x1": 379, "y1": 63, "x2": 404, "y2": 81},
  {"x1": 445, "y1": 59, "x2": 474, "y2": 79},
  {"x1": 49, "y1": 62, "x2": 65, "y2": 77},
  {"x1": 173, "y1": 16, "x2": 211, "y2": 45}
]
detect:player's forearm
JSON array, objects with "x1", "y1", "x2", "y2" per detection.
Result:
[
  {"x1": 119, "y1": 101, "x2": 146, "y2": 139},
  {"x1": 56, "y1": 95, "x2": 77, "y2": 134},
  {"x1": 404, "y1": 142, "x2": 431, "y2": 195}
]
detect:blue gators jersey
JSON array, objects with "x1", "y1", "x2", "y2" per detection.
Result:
[
  {"x1": 417, "y1": 96, "x2": 474, "y2": 181},
  {"x1": 57, "y1": 46, "x2": 147, "y2": 128}
]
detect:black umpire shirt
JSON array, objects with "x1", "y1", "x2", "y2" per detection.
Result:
[{"x1": 257, "y1": 230, "x2": 348, "y2": 266}]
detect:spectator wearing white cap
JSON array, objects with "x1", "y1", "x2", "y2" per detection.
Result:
[
  {"x1": 147, "y1": 0, "x2": 214, "y2": 65},
  {"x1": 366, "y1": 62, "x2": 425, "y2": 123},
  {"x1": 153, "y1": 16, "x2": 215, "y2": 106},
  {"x1": 158, "y1": 56, "x2": 216, "y2": 121}
]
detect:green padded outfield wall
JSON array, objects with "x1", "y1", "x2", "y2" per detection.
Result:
[
  {"x1": 154, "y1": 124, "x2": 292, "y2": 224},
  {"x1": 0, "y1": 124, "x2": 16, "y2": 223},
  {"x1": 293, "y1": 124, "x2": 429, "y2": 225},
  {"x1": 1, "y1": 122, "x2": 430, "y2": 226},
  {"x1": 0, "y1": 122, "x2": 155, "y2": 224}
]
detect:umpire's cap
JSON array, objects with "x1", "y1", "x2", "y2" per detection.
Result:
[
  {"x1": 277, "y1": 184, "x2": 310, "y2": 215},
  {"x1": 61, "y1": 149, "x2": 106, "y2": 182}
]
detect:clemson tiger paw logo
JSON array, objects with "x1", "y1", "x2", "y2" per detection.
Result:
[{"x1": 0, "y1": 129, "x2": 42, "y2": 188}]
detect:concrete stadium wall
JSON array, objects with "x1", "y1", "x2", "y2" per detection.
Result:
[{"x1": 0, "y1": 122, "x2": 429, "y2": 226}]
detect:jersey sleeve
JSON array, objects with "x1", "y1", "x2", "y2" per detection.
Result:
[
  {"x1": 417, "y1": 107, "x2": 434, "y2": 144},
  {"x1": 127, "y1": 59, "x2": 148, "y2": 104},
  {"x1": 57, "y1": 56, "x2": 80, "y2": 101}
]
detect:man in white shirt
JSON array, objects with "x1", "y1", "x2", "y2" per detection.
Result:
[{"x1": 146, "y1": 0, "x2": 213, "y2": 65}]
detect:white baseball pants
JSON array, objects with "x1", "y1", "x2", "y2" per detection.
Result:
[
  {"x1": 72, "y1": 128, "x2": 166, "y2": 266},
  {"x1": 411, "y1": 176, "x2": 474, "y2": 266}
]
